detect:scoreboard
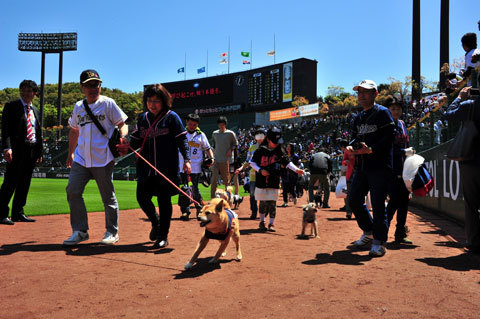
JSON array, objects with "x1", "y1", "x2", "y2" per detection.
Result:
[{"x1": 155, "y1": 58, "x2": 316, "y2": 116}]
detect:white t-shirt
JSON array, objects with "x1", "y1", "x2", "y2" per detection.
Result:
[
  {"x1": 465, "y1": 48, "x2": 480, "y2": 86},
  {"x1": 69, "y1": 95, "x2": 127, "y2": 168},
  {"x1": 179, "y1": 130, "x2": 211, "y2": 174}
]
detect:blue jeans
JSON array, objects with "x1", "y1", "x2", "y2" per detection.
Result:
[
  {"x1": 249, "y1": 181, "x2": 258, "y2": 216},
  {"x1": 348, "y1": 168, "x2": 390, "y2": 242},
  {"x1": 180, "y1": 173, "x2": 202, "y2": 215}
]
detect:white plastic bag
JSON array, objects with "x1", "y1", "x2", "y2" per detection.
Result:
[
  {"x1": 402, "y1": 154, "x2": 425, "y2": 192},
  {"x1": 335, "y1": 175, "x2": 347, "y2": 199}
]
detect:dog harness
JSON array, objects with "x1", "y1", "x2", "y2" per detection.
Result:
[{"x1": 205, "y1": 209, "x2": 237, "y2": 241}]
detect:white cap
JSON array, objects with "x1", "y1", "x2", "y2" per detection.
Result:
[{"x1": 353, "y1": 79, "x2": 378, "y2": 91}]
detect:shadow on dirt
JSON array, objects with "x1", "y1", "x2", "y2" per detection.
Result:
[
  {"x1": 416, "y1": 253, "x2": 480, "y2": 271},
  {"x1": 302, "y1": 250, "x2": 373, "y2": 266},
  {"x1": 173, "y1": 257, "x2": 239, "y2": 279},
  {"x1": 326, "y1": 217, "x2": 356, "y2": 222},
  {"x1": 0, "y1": 241, "x2": 159, "y2": 256},
  {"x1": 240, "y1": 228, "x2": 285, "y2": 236}
]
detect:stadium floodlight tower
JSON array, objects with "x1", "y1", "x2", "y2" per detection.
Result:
[{"x1": 18, "y1": 32, "x2": 77, "y2": 128}]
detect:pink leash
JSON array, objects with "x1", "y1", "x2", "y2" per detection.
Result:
[{"x1": 128, "y1": 145, "x2": 201, "y2": 207}]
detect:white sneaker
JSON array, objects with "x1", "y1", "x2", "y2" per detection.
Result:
[
  {"x1": 352, "y1": 233, "x2": 373, "y2": 248},
  {"x1": 101, "y1": 232, "x2": 119, "y2": 245},
  {"x1": 63, "y1": 230, "x2": 89, "y2": 246},
  {"x1": 369, "y1": 243, "x2": 387, "y2": 257}
]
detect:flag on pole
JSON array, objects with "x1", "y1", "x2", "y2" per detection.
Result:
[
  {"x1": 197, "y1": 66, "x2": 206, "y2": 73},
  {"x1": 220, "y1": 58, "x2": 228, "y2": 64},
  {"x1": 220, "y1": 52, "x2": 228, "y2": 57},
  {"x1": 242, "y1": 60, "x2": 250, "y2": 64},
  {"x1": 267, "y1": 50, "x2": 275, "y2": 56},
  {"x1": 177, "y1": 67, "x2": 185, "y2": 73},
  {"x1": 241, "y1": 51, "x2": 250, "y2": 57}
]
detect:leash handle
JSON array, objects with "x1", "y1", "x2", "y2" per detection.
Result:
[{"x1": 128, "y1": 145, "x2": 201, "y2": 207}]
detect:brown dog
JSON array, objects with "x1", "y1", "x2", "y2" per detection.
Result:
[
  {"x1": 300, "y1": 203, "x2": 319, "y2": 238},
  {"x1": 185, "y1": 198, "x2": 242, "y2": 270},
  {"x1": 214, "y1": 186, "x2": 234, "y2": 208}
]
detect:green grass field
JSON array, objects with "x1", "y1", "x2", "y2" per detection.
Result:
[{"x1": 0, "y1": 178, "x2": 246, "y2": 216}]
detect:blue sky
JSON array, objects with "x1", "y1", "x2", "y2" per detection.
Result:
[{"x1": 0, "y1": 0, "x2": 478, "y2": 96}]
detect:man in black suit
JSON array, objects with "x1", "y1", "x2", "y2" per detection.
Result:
[{"x1": 0, "y1": 80, "x2": 43, "y2": 225}]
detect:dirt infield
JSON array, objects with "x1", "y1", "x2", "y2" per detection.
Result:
[{"x1": 1, "y1": 194, "x2": 479, "y2": 319}]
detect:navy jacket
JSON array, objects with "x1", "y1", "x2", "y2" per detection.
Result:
[
  {"x1": 130, "y1": 110, "x2": 189, "y2": 182},
  {"x1": 351, "y1": 104, "x2": 395, "y2": 171}
]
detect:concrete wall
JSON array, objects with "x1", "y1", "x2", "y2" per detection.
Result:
[{"x1": 410, "y1": 140, "x2": 465, "y2": 223}]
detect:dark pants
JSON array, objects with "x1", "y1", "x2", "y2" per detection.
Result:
[
  {"x1": 460, "y1": 163, "x2": 480, "y2": 249},
  {"x1": 0, "y1": 147, "x2": 36, "y2": 219},
  {"x1": 249, "y1": 181, "x2": 258, "y2": 216},
  {"x1": 348, "y1": 168, "x2": 390, "y2": 242},
  {"x1": 386, "y1": 175, "x2": 410, "y2": 239},
  {"x1": 282, "y1": 177, "x2": 297, "y2": 203},
  {"x1": 309, "y1": 173, "x2": 329, "y2": 204},
  {"x1": 136, "y1": 177, "x2": 174, "y2": 240},
  {"x1": 180, "y1": 173, "x2": 202, "y2": 215}
]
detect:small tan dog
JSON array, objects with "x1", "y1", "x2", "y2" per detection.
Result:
[
  {"x1": 300, "y1": 203, "x2": 319, "y2": 238},
  {"x1": 185, "y1": 198, "x2": 242, "y2": 270},
  {"x1": 215, "y1": 186, "x2": 234, "y2": 208}
]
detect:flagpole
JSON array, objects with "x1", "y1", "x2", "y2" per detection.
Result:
[
  {"x1": 206, "y1": 49, "x2": 209, "y2": 77},
  {"x1": 228, "y1": 36, "x2": 230, "y2": 74},
  {"x1": 250, "y1": 40, "x2": 253, "y2": 70},
  {"x1": 184, "y1": 52, "x2": 186, "y2": 80},
  {"x1": 273, "y1": 33, "x2": 276, "y2": 64}
]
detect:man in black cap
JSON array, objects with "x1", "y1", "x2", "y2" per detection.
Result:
[
  {"x1": 0, "y1": 80, "x2": 43, "y2": 225},
  {"x1": 63, "y1": 69, "x2": 128, "y2": 246}
]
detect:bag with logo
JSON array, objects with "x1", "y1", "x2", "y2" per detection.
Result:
[{"x1": 178, "y1": 184, "x2": 193, "y2": 208}]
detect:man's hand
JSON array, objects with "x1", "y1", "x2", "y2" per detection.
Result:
[
  {"x1": 116, "y1": 137, "x2": 129, "y2": 157},
  {"x1": 459, "y1": 87, "x2": 471, "y2": 101},
  {"x1": 260, "y1": 169, "x2": 270, "y2": 176},
  {"x1": 4, "y1": 149, "x2": 12, "y2": 163},
  {"x1": 36, "y1": 156, "x2": 43, "y2": 165},
  {"x1": 351, "y1": 142, "x2": 372, "y2": 155},
  {"x1": 296, "y1": 169, "x2": 305, "y2": 176},
  {"x1": 404, "y1": 147, "x2": 415, "y2": 157},
  {"x1": 184, "y1": 161, "x2": 192, "y2": 175},
  {"x1": 66, "y1": 153, "x2": 74, "y2": 168}
]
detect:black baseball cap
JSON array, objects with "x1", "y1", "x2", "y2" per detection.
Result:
[
  {"x1": 80, "y1": 69, "x2": 102, "y2": 84},
  {"x1": 266, "y1": 127, "x2": 283, "y2": 144}
]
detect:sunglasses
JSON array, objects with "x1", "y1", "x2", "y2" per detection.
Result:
[{"x1": 82, "y1": 82, "x2": 101, "y2": 88}]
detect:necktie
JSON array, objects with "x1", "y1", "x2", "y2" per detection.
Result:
[{"x1": 26, "y1": 106, "x2": 34, "y2": 143}]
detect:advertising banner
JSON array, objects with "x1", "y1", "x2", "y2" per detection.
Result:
[
  {"x1": 282, "y1": 62, "x2": 293, "y2": 102},
  {"x1": 269, "y1": 103, "x2": 319, "y2": 121}
]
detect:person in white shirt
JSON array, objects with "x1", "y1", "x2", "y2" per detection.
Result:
[
  {"x1": 63, "y1": 69, "x2": 128, "y2": 246},
  {"x1": 178, "y1": 113, "x2": 214, "y2": 219},
  {"x1": 461, "y1": 33, "x2": 480, "y2": 86}
]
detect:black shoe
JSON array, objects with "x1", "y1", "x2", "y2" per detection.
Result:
[
  {"x1": 11, "y1": 214, "x2": 35, "y2": 222},
  {"x1": 149, "y1": 226, "x2": 158, "y2": 241},
  {"x1": 249, "y1": 214, "x2": 257, "y2": 220},
  {"x1": 322, "y1": 204, "x2": 330, "y2": 209},
  {"x1": 339, "y1": 206, "x2": 347, "y2": 211},
  {"x1": 259, "y1": 221, "x2": 267, "y2": 231},
  {"x1": 279, "y1": 203, "x2": 288, "y2": 207},
  {"x1": 153, "y1": 238, "x2": 168, "y2": 249},
  {"x1": 464, "y1": 244, "x2": 480, "y2": 254},
  {"x1": 180, "y1": 212, "x2": 190, "y2": 221},
  {"x1": 394, "y1": 237, "x2": 413, "y2": 244},
  {"x1": 267, "y1": 224, "x2": 276, "y2": 232},
  {"x1": 346, "y1": 212, "x2": 352, "y2": 220},
  {"x1": 0, "y1": 217, "x2": 14, "y2": 225}
]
